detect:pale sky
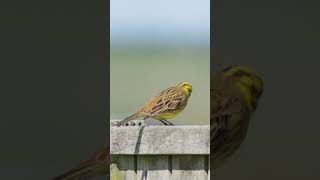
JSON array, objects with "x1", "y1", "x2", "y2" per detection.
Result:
[{"x1": 110, "y1": 0, "x2": 210, "y2": 46}]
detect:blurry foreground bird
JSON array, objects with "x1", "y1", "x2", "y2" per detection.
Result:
[
  {"x1": 52, "y1": 144, "x2": 109, "y2": 180},
  {"x1": 115, "y1": 82, "x2": 192, "y2": 127},
  {"x1": 211, "y1": 65, "x2": 263, "y2": 169}
]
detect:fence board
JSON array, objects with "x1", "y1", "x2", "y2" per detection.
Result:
[
  {"x1": 137, "y1": 155, "x2": 170, "y2": 180},
  {"x1": 111, "y1": 155, "x2": 136, "y2": 180},
  {"x1": 110, "y1": 120, "x2": 210, "y2": 180},
  {"x1": 110, "y1": 123, "x2": 209, "y2": 155},
  {"x1": 171, "y1": 155, "x2": 208, "y2": 180}
]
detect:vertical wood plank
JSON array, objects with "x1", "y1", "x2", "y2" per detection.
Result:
[
  {"x1": 137, "y1": 155, "x2": 170, "y2": 180},
  {"x1": 208, "y1": 156, "x2": 210, "y2": 180},
  {"x1": 171, "y1": 155, "x2": 208, "y2": 180},
  {"x1": 111, "y1": 155, "x2": 136, "y2": 180}
]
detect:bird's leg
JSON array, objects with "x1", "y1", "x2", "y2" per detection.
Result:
[
  {"x1": 143, "y1": 119, "x2": 149, "y2": 127},
  {"x1": 163, "y1": 119, "x2": 175, "y2": 126},
  {"x1": 143, "y1": 116, "x2": 150, "y2": 126},
  {"x1": 160, "y1": 120, "x2": 169, "y2": 125}
]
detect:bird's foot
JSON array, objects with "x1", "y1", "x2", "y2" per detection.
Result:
[{"x1": 124, "y1": 120, "x2": 146, "y2": 127}]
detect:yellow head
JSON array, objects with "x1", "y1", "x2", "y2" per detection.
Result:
[
  {"x1": 222, "y1": 65, "x2": 264, "y2": 111},
  {"x1": 178, "y1": 82, "x2": 193, "y2": 96}
]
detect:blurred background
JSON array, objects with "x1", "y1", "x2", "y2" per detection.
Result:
[
  {"x1": 110, "y1": 0, "x2": 210, "y2": 124},
  {"x1": 212, "y1": 0, "x2": 320, "y2": 179},
  {"x1": 0, "y1": 1, "x2": 108, "y2": 179}
]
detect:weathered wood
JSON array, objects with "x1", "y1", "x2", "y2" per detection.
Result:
[
  {"x1": 208, "y1": 156, "x2": 210, "y2": 179},
  {"x1": 111, "y1": 155, "x2": 136, "y2": 179},
  {"x1": 171, "y1": 155, "x2": 209, "y2": 180},
  {"x1": 110, "y1": 121, "x2": 209, "y2": 155},
  {"x1": 110, "y1": 120, "x2": 210, "y2": 180},
  {"x1": 110, "y1": 155, "x2": 210, "y2": 180},
  {"x1": 137, "y1": 155, "x2": 171, "y2": 180}
]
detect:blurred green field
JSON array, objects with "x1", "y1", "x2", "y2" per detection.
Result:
[{"x1": 110, "y1": 47, "x2": 209, "y2": 125}]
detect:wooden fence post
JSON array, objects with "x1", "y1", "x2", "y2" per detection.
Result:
[{"x1": 110, "y1": 120, "x2": 210, "y2": 180}]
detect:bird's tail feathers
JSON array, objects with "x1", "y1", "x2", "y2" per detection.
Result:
[{"x1": 116, "y1": 113, "x2": 142, "y2": 127}]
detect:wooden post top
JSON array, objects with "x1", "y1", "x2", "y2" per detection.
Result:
[{"x1": 110, "y1": 120, "x2": 210, "y2": 155}]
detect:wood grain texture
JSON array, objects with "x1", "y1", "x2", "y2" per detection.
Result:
[
  {"x1": 111, "y1": 155, "x2": 136, "y2": 180},
  {"x1": 110, "y1": 121, "x2": 209, "y2": 155},
  {"x1": 171, "y1": 155, "x2": 208, "y2": 180},
  {"x1": 208, "y1": 156, "x2": 210, "y2": 179},
  {"x1": 110, "y1": 120, "x2": 210, "y2": 180},
  {"x1": 137, "y1": 155, "x2": 171, "y2": 180},
  {"x1": 110, "y1": 155, "x2": 210, "y2": 180}
]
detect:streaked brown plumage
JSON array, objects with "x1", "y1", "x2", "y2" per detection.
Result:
[
  {"x1": 115, "y1": 82, "x2": 192, "y2": 127},
  {"x1": 211, "y1": 65, "x2": 263, "y2": 169}
]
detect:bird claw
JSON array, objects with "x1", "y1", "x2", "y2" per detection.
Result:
[{"x1": 121, "y1": 120, "x2": 145, "y2": 127}]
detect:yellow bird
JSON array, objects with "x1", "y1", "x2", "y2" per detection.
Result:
[
  {"x1": 211, "y1": 65, "x2": 264, "y2": 169},
  {"x1": 115, "y1": 82, "x2": 192, "y2": 127}
]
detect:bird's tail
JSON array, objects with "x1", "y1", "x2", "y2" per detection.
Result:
[
  {"x1": 115, "y1": 113, "x2": 142, "y2": 127},
  {"x1": 52, "y1": 144, "x2": 108, "y2": 180}
]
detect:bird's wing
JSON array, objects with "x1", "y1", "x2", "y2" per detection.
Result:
[
  {"x1": 210, "y1": 89, "x2": 245, "y2": 155},
  {"x1": 147, "y1": 87, "x2": 185, "y2": 117}
]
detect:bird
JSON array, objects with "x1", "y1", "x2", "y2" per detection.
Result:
[
  {"x1": 210, "y1": 65, "x2": 264, "y2": 169},
  {"x1": 115, "y1": 82, "x2": 192, "y2": 127},
  {"x1": 51, "y1": 144, "x2": 109, "y2": 180}
]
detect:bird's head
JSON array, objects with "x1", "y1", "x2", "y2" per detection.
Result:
[
  {"x1": 222, "y1": 65, "x2": 264, "y2": 111},
  {"x1": 178, "y1": 82, "x2": 192, "y2": 96}
]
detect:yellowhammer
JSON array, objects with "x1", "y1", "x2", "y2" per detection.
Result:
[
  {"x1": 115, "y1": 82, "x2": 192, "y2": 127},
  {"x1": 211, "y1": 65, "x2": 264, "y2": 169}
]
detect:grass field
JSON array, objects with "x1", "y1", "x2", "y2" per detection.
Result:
[{"x1": 110, "y1": 46, "x2": 209, "y2": 125}]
